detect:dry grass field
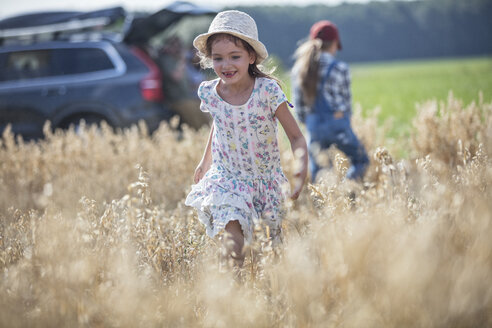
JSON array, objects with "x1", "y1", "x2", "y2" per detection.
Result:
[{"x1": 1, "y1": 94, "x2": 491, "y2": 327}]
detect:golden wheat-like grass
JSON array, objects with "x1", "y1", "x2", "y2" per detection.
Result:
[{"x1": 0, "y1": 95, "x2": 491, "y2": 327}]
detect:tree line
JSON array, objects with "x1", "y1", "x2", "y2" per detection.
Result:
[{"x1": 228, "y1": 0, "x2": 492, "y2": 66}]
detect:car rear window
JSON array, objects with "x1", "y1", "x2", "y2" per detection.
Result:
[{"x1": 0, "y1": 47, "x2": 115, "y2": 82}]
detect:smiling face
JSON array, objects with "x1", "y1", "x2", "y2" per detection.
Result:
[{"x1": 210, "y1": 35, "x2": 256, "y2": 86}]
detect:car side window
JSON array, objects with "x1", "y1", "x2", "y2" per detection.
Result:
[
  {"x1": 0, "y1": 50, "x2": 51, "y2": 82},
  {"x1": 0, "y1": 47, "x2": 116, "y2": 82},
  {"x1": 50, "y1": 48, "x2": 115, "y2": 76}
]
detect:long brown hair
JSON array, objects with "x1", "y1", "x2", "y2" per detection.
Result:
[
  {"x1": 199, "y1": 33, "x2": 279, "y2": 83},
  {"x1": 292, "y1": 38, "x2": 333, "y2": 106}
]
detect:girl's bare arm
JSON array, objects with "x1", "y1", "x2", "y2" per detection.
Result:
[
  {"x1": 194, "y1": 124, "x2": 214, "y2": 183},
  {"x1": 275, "y1": 102, "x2": 308, "y2": 200}
]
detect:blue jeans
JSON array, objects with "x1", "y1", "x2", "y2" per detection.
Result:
[{"x1": 306, "y1": 114, "x2": 369, "y2": 182}]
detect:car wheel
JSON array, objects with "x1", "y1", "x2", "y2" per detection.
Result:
[{"x1": 62, "y1": 115, "x2": 106, "y2": 134}]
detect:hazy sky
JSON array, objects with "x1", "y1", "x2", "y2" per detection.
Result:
[{"x1": 1, "y1": 0, "x2": 389, "y2": 19}]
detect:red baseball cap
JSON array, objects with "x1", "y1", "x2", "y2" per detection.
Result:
[{"x1": 309, "y1": 20, "x2": 342, "y2": 50}]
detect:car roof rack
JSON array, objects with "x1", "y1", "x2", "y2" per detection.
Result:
[
  {"x1": 0, "y1": 7, "x2": 125, "y2": 44},
  {"x1": 0, "y1": 1, "x2": 217, "y2": 46}
]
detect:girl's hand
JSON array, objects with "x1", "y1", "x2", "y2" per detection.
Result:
[
  {"x1": 290, "y1": 149, "x2": 308, "y2": 200},
  {"x1": 291, "y1": 177, "x2": 305, "y2": 200},
  {"x1": 291, "y1": 178, "x2": 303, "y2": 200},
  {"x1": 194, "y1": 124, "x2": 214, "y2": 184},
  {"x1": 194, "y1": 166, "x2": 204, "y2": 184},
  {"x1": 194, "y1": 160, "x2": 211, "y2": 184},
  {"x1": 274, "y1": 102, "x2": 309, "y2": 201},
  {"x1": 333, "y1": 111, "x2": 344, "y2": 119}
]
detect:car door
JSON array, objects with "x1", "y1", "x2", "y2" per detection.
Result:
[
  {"x1": 0, "y1": 44, "x2": 124, "y2": 139},
  {"x1": 0, "y1": 48, "x2": 59, "y2": 139},
  {"x1": 47, "y1": 45, "x2": 124, "y2": 126}
]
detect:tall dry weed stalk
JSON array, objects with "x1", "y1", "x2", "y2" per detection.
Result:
[
  {"x1": 412, "y1": 92, "x2": 491, "y2": 168},
  {"x1": 0, "y1": 97, "x2": 491, "y2": 327}
]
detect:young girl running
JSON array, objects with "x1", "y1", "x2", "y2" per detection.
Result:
[{"x1": 185, "y1": 10, "x2": 308, "y2": 268}]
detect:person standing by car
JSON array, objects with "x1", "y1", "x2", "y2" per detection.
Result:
[
  {"x1": 292, "y1": 20, "x2": 369, "y2": 182},
  {"x1": 157, "y1": 36, "x2": 210, "y2": 129}
]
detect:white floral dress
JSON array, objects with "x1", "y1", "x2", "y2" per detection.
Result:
[{"x1": 185, "y1": 77, "x2": 289, "y2": 243}]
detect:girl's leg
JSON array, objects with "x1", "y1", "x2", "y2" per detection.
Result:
[{"x1": 224, "y1": 220, "x2": 245, "y2": 268}]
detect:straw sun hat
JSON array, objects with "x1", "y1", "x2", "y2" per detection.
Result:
[{"x1": 193, "y1": 10, "x2": 268, "y2": 64}]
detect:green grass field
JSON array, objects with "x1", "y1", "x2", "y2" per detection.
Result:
[
  {"x1": 350, "y1": 56, "x2": 492, "y2": 136},
  {"x1": 278, "y1": 56, "x2": 492, "y2": 138}
]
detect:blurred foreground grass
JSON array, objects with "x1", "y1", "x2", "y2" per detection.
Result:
[{"x1": 0, "y1": 93, "x2": 491, "y2": 327}]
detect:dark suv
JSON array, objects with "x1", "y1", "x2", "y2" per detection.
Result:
[{"x1": 0, "y1": 2, "x2": 215, "y2": 139}]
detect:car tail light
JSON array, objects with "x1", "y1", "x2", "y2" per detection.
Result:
[{"x1": 131, "y1": 47, "x2": 164, "y2": 102}]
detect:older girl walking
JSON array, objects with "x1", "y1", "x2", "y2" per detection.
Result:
[{"x1": 292, "y1": 20, "x2": 369, "y2": 182}]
